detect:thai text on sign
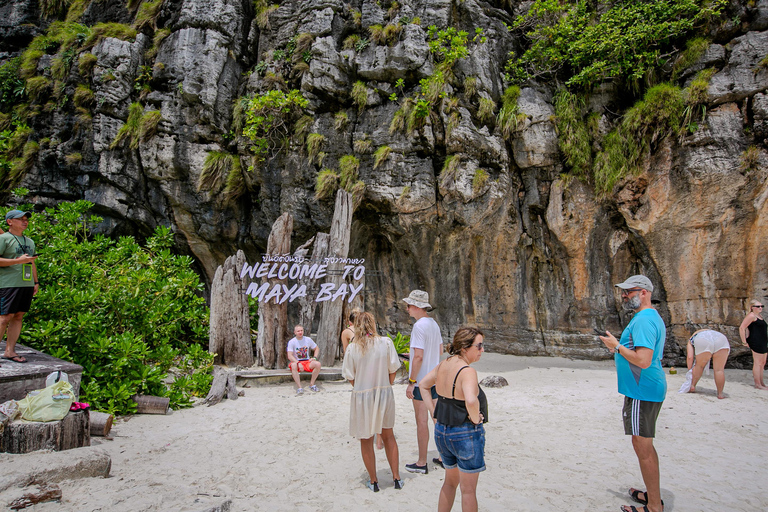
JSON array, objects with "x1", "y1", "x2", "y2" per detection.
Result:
[{"x1": 240, "y1": 254, "x2": 365, "y2": 304}]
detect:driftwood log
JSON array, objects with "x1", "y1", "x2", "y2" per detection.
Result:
[
  {"x1": 203, "y1": 366, "x2": 239, "y2": 406},
  {"x1": 316, "y1": 191, "x2": 354, "y2": 367},
  {"x1": 9, "y1": 484, "x2": 62, "y2": 510},
  {"x1": 132, "y1": 395, "x2": 169, "y2": 414},
  {"x1": 294, "y1": 235, "x2": 320, "y2": 332},
  {"x1": 209, "y1": 250, "x2": 253, "y2": 367},
  {"x1": 89, "y1": 411, "x2": 113, "y2": 437},
  {"x1": 0, "y1": 410, "x2": 90, "y2": 454},
  {"x1": 256, "y1": 212, "x2": 293, "y2": 369}
]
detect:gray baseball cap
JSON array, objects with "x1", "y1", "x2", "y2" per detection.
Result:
[
  {"x1": 5, "y1": 210, "x2": 31, "y2": 222},
  {"x1": 615, "y1": 275, "x2": 654, "y2": 292}
]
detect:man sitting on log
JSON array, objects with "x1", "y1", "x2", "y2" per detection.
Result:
[{"x1": 287, "y1": 325, "x2": 321, "y2": 395}]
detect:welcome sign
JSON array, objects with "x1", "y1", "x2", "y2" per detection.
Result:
[{"x1": 241, "y1": 254, "x2": 365, "y2": 304}]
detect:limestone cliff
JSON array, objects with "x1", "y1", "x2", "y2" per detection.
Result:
[{"x1": 2, "y1": 0, "x2": 768, "y2": 366}]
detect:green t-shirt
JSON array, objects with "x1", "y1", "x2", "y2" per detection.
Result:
[{"x1": 0, "y1": 231, "x2": 36, "y2": 289}]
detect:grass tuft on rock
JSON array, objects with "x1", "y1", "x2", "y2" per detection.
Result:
[
  {"x1": 373, "y1": 145, "x2": 391, "y2": 169},
  {"x1": 315, "y1": 169, "x2": 340, "y2": 200}
]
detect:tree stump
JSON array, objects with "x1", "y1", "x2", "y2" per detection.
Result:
[
  {"x1": 209, "y1": 250, "x2": 253, "y2": 367},
  {"x1": 256, "y1": 213, "x2": 293, "y2": 369},
  {"x1": 0, "y1": 410, "x2": 90, "y2": 454},
  {"x1": 316, "y1": 191, "x2": 353, "y2": 367}
]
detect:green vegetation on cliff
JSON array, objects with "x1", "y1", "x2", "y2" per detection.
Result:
[{"x1": 506, "y1": 0, "x2": 726, "y2": 88}]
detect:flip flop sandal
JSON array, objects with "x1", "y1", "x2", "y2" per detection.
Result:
[{"x1": 629, "y1": 489, "x2": 648, "y2": 505}]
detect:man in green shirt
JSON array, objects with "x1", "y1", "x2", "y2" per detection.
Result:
[{"x1": 0, "y1": 210, "x2": 39, "y2": 363}]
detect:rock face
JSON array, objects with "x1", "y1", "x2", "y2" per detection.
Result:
[{"x1": 5, "y1": 0, "x2": 768, "y2": 366}]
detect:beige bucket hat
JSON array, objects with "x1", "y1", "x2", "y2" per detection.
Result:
[{"x1": 403, "y1": 290, "x2": 432, "y2": 309}]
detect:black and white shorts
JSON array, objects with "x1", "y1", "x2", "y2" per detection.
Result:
[{"x1": 622, "y1": 397, "x2": 663, "y2": 438}]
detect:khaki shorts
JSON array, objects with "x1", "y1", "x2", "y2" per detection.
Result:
[{"x1": 623, "y1": 397, "x2": 663, "y2": 438}]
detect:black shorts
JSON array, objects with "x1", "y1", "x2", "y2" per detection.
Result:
[
  {"x1": 623, "y1": 397, "x2": 663, "y2": 438},
  {"x1": 0, "y1": 287, "x2": 34, "y2": 315},
  {"x1": 413, "y1": 386, "x2": 438, "y2": 401}
]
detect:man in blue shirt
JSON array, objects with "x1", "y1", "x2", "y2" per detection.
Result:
[{"x1": 599, "y1": 275, "x2": 667, "y2": 512}]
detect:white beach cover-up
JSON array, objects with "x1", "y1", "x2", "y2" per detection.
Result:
[{"x1": 342, "y1": 336, "x2": 402, "y2": 439}]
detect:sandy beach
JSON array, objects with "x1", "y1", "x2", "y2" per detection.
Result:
[{"x1": 2, "y1": 353, "x2": 767, "y2": 511}]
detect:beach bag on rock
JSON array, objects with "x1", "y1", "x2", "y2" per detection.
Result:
[{"x1": 17, "y1": 380, "x2": 74, "y2": 422}]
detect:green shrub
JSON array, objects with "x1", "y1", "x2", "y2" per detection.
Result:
[
  {"x1": 25, "y1": 76, "x2": 51, "y2": 101},
  {"x1": 343, "y1": 35, "x2": 361, "y2": 51},
  {"x1": 146, "y1": 28, "x2": 171, "y2": 59},
  {"x1": 242, "y1": 89, "x2": 308, "y2": 162},
  {"x1": 334, "y1": 111, "x2": 348, "y2": 130},
  {"x1": 111, "y1": 104, "x2": 163, "y2": 150},
  {"x1": 306, "y1": 133, "x2": 325, "y2": 164},
  {"x1": 78, "y1": 53, "x2": 98, "y2": 75},
  {"x1": 464, "y1": 76, "x2": 478, "y2": 99},
  {"x1": 506, "y1": 0, "x2": 726, "y2": 88},
  {"x1": 65, "y1": 152, "x2": 82, "y2": 165},
  {"x1": 477, "y1": 97, "x2": 495, "y2": 125},
  {"x1": 134, "y1": 0, "x2": 163, "y2": 30},
  {"x1": 84, "y1": 23, "x2": 137, "y2": 49},
  {"x1": 353, "y1": 137, "x2": 371, "y2": 154},
  {"x1": 472, "y1": 168, "x2": 489, "y2": 192},
  {"x1": 594, "y1": 83, "x2": 683, "y2": 195},
  {"x1": 352, "y1": 80, "x2": 367, "y2": 113},
  {"x1": 65, "y1": 0, "x2": 88, "y2": 22},
  {"x1": 255, "y1": 0, "x2": 279, "y2": 30},
  {"x1": 339, "y1": 155, "x2": 360, "y2": 189},
  {"x1": 554, "y1": 89, "x2": 592, "y2": 179},
  {"x1": 672, "y1": 37, "x2": 711, "y2": 79},
  {"x1": 18, "y1": 201, "x2": 212, "y2": 415},
  {"x1": 497, "y1": 86, "x2": 526, "y2": 140},
  {"x1": 73, "y1": 84, "x2": 94, "y2": 107},
  {"x1": 198, "y1": 150, "x2": 238, "y2": 192},
  {"x1": 740, "y1": 145, "x2": 760, "y2": 172},
  {"x1": 40, "y1": 0, "x2": 70, "y2": 18},
  {"x1": 439, "y1": 154, "x2": 461, "y2": 188},
  {"x1": 0, "y1": 59, "x2": 25, "y2": 111},
  {"x1": 373, "y1": 145, "x2": 391, "y2": 169},
  {"x1": 315, "y1": 168, "x2": 339, "y2": 200}
]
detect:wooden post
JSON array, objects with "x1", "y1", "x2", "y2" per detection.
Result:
[
  {"x1": 316, "y1": 191, "x2": 353, "y2": 367},
  {"x1": 209, "y1": 250, "x2": 253, "y2": 367},
  {"x1": 297, "y1": 232, "x2": 330, "y2": 332},
  {"x1": 89, "y1": 411, "x2": 113, "y2": 437},
  {"x1": 255, "y1": 213, "x2": 293, "y2": 369}
]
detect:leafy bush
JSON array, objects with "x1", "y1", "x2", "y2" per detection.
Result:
[
  {"x1": 506, "y1": 0, "x2": 726, "y2": 88},
  {"x1": 0, "y1": 59, "x2": 25, "y2": 112},
  {"x1": 386, "y1": 332, "x2": 410, "y2": 372},
  {"x1": 19, "y1": 201, "x2": 212, "y2": 415},
  {"x1": 241, "y1": 89, "x2": 308, "y2": 162}
]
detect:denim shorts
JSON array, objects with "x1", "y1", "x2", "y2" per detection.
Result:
[{"x1": 434, "y1": 421, "x2": 486, "y2": 473}]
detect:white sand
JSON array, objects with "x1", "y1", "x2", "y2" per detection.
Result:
[{"x1": 3, "y1": 353, "x2": 768, "y2": 511}]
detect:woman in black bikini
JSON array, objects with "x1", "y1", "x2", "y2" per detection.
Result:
[
  {"x1": 739, "y1": 299, "x2": 768, "y2": 389},
  {"x1": 419, "y1": 327, "x2": 487, "y2": 512}
]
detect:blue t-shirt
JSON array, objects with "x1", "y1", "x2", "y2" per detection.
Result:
[{"x1": 615, "y1": 308, "x2": 667, "y2": 402}]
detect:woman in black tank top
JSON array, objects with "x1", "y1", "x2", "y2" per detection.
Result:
[
  {"x1": 419, "y1": 326, "x2": 487, "y2": 512},
  {"x1": 739, "y1": 299, "x2": 768, "y2": 389}
]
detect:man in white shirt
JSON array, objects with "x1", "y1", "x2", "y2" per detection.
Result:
[
  {"x1": 287, "y1": 325, "x2": 321, "y2": 395},
  {"x1": 403, "y1": 290, "x2": 443, "y2": 474}
]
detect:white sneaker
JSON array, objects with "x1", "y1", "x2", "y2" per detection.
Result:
[
  {"x1": 296, "y1": 388, "x2": 304, "y2": 395},
  {"x1": 310, "y1": 385, "x2": 319, "y2": 392}
]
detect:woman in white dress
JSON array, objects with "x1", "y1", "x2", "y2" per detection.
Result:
[{"x1": 341, "y1": 311, "x2": 403, "y2": 492}]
